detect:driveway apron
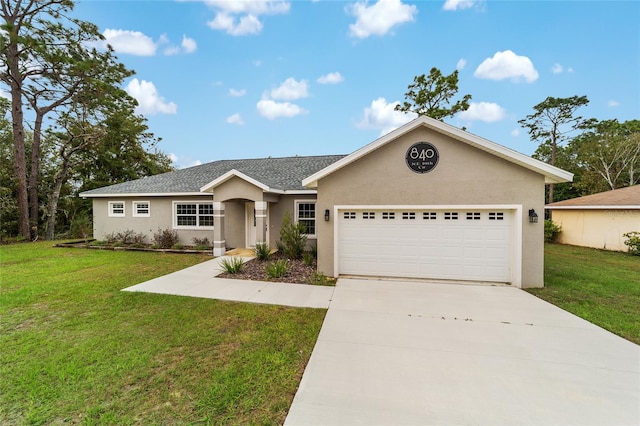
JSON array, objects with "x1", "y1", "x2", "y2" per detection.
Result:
[{"x1": 285, "y1": 278, "x2": 640, "y2": 425}]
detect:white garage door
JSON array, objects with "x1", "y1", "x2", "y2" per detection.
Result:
[{"x1": 338, "y1": 208, "x2": 513, "y2": 283}]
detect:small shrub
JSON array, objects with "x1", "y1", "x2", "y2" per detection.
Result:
[
  {"x1": 623, "y1": 231, "x2": 640, "y2": 255},
  {"x1": 278, "y1": 211, "x2": 307, "y2": 259},
  {"x1": 303, "y1": 251, "x2": 315, "y2": 266},
  {"x1": 219, "y1": 257, "x2": 244, "y2": 274},
  {"x1": 544, "y1": 219, "x2": 562, "y2": 243},
  {"x1": 308, "y1": 272, "x2": 336, "y2": 286},
  {"x1": 104, "y1": 229, "x2": 147, "y2": 245},
  {"x1": 104, "y1": 232, "x2": 118, "y2": 245},
  {"x1": 69, "y1": 213, "x2": 92, "y2": 241},
  {"x1": 255, "y1": 242, "x2": 271, "y2": 261},
  {"x1": 153, "y1": 228, "x2": 179, "y2": 249},
  {"x1": 194, "y1": 245, "x2": 210, "y2": 251},
  {"x1": 89, "y1": 240, "x2": 107, "y2": 246},
  {"x1": 192, "y1": 236, "x2": 211, "y2": 247},
  {"x1": 265, "y1": 259, "x2": 288, "y2": 279},
  {"x1": 172, "y1": 243, "x2": 185, "y2": 250}
]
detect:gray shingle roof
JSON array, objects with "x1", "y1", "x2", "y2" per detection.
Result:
[{"x1": 79, "y1": 155, "x2": 347, "y2": 196}]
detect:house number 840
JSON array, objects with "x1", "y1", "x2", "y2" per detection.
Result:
[
  {"x1": 405, "y1": 142, "x2": 439, "y2": 174},
  {"x1": 409, "y1": 146, "x2": 436, "y2": 160}
]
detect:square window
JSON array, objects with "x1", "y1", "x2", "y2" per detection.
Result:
[
  {"x1": 133, "y1": 201, "x2": 150, "y2": 217},
  {"x1": 343, "y1": 212, "x2": 356, "y2": 219},
  {"x1": 363, "y1": 212, "x2": 375, "y2": 219},
  {"x1": 444, "y1": 212, "x2": 458, "y2": 220},
  {"x1": 108, "y1": 201, "x2": 125, "y2": 217},
  {"x1": 382, "y1": 212, "x2": 395, "y2": 220},
  {"x1": 402, "y1": 212, "x2": 416, "y2": 220},
  {"x1": 423, "y1": 212, "x2": 437, "y2": 220}
]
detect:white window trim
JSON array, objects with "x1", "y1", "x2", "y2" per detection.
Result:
[
  {"x1": 172, "y1": 201, "x2": 214, "y2": 230},
  {"x1": 295, "y1": 200, "x2": 317, "y2": 238},
  {"x1": 108, "y1": 201, "x2": 125, "y2": 218},
  {"x1": 132, "y1": 201, "x2": 151, "y2": 218}
]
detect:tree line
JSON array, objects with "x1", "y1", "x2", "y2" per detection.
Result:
[{"x1": 1, "y1": 0, "x2": 172, "y2": 241}]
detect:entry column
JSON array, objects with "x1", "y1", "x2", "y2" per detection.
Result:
[
  {"x1": 255, "y1": 201, "x2": 267, "y2": 244},
  {"x1": 213, "y1": 201, "x2": 225, "y2": 256}
]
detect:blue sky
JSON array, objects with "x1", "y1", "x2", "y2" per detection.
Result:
[{"x1": 71, "y1": 0, "x2": 639, "y2": 169}]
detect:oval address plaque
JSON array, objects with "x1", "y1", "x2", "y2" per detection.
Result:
[{"x1": 405, "y1": 142, "x2": 439, "y2": 174}]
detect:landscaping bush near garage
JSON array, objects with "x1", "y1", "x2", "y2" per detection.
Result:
[
  {"x1": 528, "y1": 243, "x2": 640, "y2": 344},
  {"x1": 0, "y1": 242, "x2": 326, "y2": 425}
]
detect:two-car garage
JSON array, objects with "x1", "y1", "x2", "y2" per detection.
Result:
[
  {"x1": 303, "y1": 117, "x2": 574, "y2": 289},
  {"x1": 336, "y1": 206, "x2": 519, "y2": 284}
]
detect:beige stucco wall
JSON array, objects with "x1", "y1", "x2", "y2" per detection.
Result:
[
  {"x1": 92, "y1": 196, "x2": 216, "y2": 245},
  {"x1": 316, "y1": 126, "x2": 546, "y2": 288},
  {"x1": 268, "y1": 194, "x2": 318, "y2": 249},
  {"x1": 552, "y1": 209, "x2": 640, "y2": 252}
]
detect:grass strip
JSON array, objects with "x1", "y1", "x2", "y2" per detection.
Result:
[{"x1": 528, "y1": 243, "x2": 640, "y2": 344}]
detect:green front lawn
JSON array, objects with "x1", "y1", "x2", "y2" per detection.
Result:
[
  {"x1": 0, "y1": 242, "x2": 326, "y2": 425},
  {"x1": 528, "y1": 243, "x2": 640, "y2": 344}
]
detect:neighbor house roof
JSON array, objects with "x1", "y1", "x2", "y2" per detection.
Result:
[
  {"x1": 302, "y1": 116, "x2": 573, "y2": 188},
  {"x1": 80, "y1": 155, "x2": 346, "y2": 197},
  {"x1": 546, "y1": 185, "x2": 640, "y2": 209}
]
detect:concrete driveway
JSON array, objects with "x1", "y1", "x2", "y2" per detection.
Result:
[{"x1": 285, "y1": 278, "x2": 640, "y2": 425}]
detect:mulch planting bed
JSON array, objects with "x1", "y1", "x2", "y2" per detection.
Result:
[{"x1": 218, "y1": 253, "x2": 317, "y2": 285}]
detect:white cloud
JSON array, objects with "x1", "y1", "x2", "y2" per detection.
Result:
[
  {"x1": 457, "y1": 102, "x2": 506, "y2": 122},
  {"x1": 102, "y1": 29, "x2": 158, "y2": 56},
  {"x1": 125, "y1": 78, "x2": 177, "y2": 115},
  {"x1": 204, "y1": 0, "x2": 290, "y2": 15},
  {"x1": 256, "y1": 99, "x2": 308, "y2": 119},
  {"x1": 456, "y1": 58, "x2": 467, "y2": 70},
  {"x1": 168, "y1": 153, "x2": 202, "y2": 169},
  {"x1": 229, "y1": 88, "x2": 247, "y2": 97},
  {"x1": 443, "y1": 0, "x2": 477, "y2": 11},
  {"x1": 474, "y1": 50, "x2": 539, "y2": 83},
  {"x1": 99, "y1": 29, "x2": 196, "y2": 56},
  {"x1": 205, "y1": 0, "x2": 290, "y2": 36},
  {"x1": 347, "y1": 0, "x2": 418, "y2": 39},
  {"x1": 181, "y1": 35, "x2": 197, "y2": 53},
  {"x1": 317, "y1": 72, "x2": 344, "y2": 84},
  {"x1": 254, "y1": 59, "x2": 262, "y2": 67},
  {"x1": 511, "y1": 128, "x2": 520, "y2": 137},
  {"x1": 552, "y1": 63, "x2": 574, "y2": 74},
  {"x1": 164, "y1": 45, "x2": 180, "y2": 56},
  {"x1": 227, "y1": 113, "x2": 245, "y2": 125},
  {"x1": 608, "y1": 100, "x2": 620, "y2": 107},
  {"x1": 208, "y1": 13, "x2": 263, "y2": 35},
  {"x1": 357, "y1": 97, "x2": 417, "y2": 136},
  {"x1": 270, "y1": 78, "x2": 309, "y2": 100}
]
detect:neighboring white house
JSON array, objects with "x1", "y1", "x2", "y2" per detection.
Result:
[
  {"x1": 81, "y1": 116, "x2": 573, "y2": 288},
  {"x1": 546, "y1": 185, "x2": 640, "y2": 252}
]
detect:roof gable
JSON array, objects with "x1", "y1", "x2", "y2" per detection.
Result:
[
  {"x1": 302, "y1": 116, "x2": 573, "y2": 188},
  {"x1": 546, "y1": 185, "x2": 640, "y2": 209}
]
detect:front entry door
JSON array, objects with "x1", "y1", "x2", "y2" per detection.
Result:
[{"x1": 245, "y1": 202, "x2": 257, "y2": 247}]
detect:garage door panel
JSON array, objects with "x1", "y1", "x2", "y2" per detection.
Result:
[{"x1": 338, "y1": 209, "x2": 513, "y2": 283}]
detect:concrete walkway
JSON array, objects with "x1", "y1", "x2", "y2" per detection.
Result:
[
  {"x1": 123, "y1": 256, "x2": 334, "y2": 309},
  {"x1": 285, "y1": 278, "x2": 640, "y2": 425}
]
